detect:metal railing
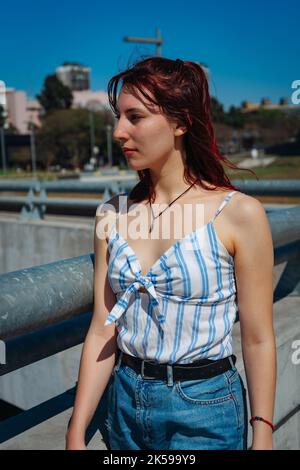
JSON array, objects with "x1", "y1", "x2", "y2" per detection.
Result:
[
  {"x1": 0, "y1": 179, "x2": 300, "y2": 220},
  {"x1": 0, "y1": 179, "x2": 137, "y2": 194},
  {"x1": 0, "y1": 179, "x2": 138, "y2": 220}
]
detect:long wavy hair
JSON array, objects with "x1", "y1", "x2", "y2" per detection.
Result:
[{"x1": 107, "y1": 56, "x2": 256, "y2": 203}]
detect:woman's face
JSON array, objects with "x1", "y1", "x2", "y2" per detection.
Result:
[{"x1": 113, "y1": 87, "x2": 185, "y2": 170}]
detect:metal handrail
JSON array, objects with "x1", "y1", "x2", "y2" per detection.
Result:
[
  {"x1": 0, "y1": 179, "x2": 300, "y2": 221},
  {"x1": 0, "y1": 179, "x2": 137, "y2": 193},
  {"x1": 1, "y1": 178, "x2": 300, "y2": 194}
]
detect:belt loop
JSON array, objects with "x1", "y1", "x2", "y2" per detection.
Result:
[
  {"x1": 166, "y1": 364, "x2": 174, "y2": 387},
  {"x1": 228, "y1": 355, "x2": 235, "y2": 369},
  {"x1": 114, "y1": 350, "x2": 123, "y2": 373},
  {"x1": 141, "y1": 360, "x2": 146, "y2": 378}
]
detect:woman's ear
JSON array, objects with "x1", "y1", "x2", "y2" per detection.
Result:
[
  {"x1": 174, "y1": 123, "x2": 188, "y2": 137},
  {"x1": 173, "y1": 113, "x2": 193, "y2": 136}
]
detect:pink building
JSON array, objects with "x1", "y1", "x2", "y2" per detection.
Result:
[
  {"x1": 5, "y1": 88, "x2": 41, "y2": 134},
  {"x1": 4, "y1": 88, "x2": 110, "y2": 134}
]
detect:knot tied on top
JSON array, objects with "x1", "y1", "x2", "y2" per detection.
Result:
[{"x1": 104, "y1": 274, "x2": 165, "y2": 326}]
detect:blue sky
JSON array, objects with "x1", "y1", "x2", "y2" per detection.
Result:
[{"x1": 1, "y1": 0, "x2": 299, "y2": 110}]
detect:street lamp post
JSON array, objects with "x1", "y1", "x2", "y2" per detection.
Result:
[
  {"x1": 0, "y1": 81, "x2": 8, "y2": 174},
  {"x1": 124, "y1": 27, "x2": 163, "y2": 56},
  {"x1": 29, "y1": 121, "x2": 37, "y2": 178},
  {"x1": 89, "y1": 110, "x2": 96, "y2": 162},
  {"x1": 156, "y1": 28, "x2": 162, "y2": 57},
  {"x1": 106, "y1": 124, "x2": 113, "y2": 168},
  {"x1": 0, "y1": 126, "x2": 6, "y2": 173}
]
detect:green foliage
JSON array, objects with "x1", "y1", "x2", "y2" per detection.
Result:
[
  {"x1": 37, "y1": 74, "x2": 73, "y2": 113},
  {"x1": 210, "y1": 97, "x2": 225, "y2": 122},
  {"x1": 36, "y1": 108, "x2": 117, "y2": 169},
  {"x1": 211, "y1": 99, "x2": 300, "y2": 143},
  {"x1": 9, "y1": 147, "x2": 31, "y2": 166},
  {"x1": 0, "y1": 104, "x2": 18, "y2": 133},
  {"x1": 223, "y1": 106, "x2": 246, "y2": 129},
  {"x1": 245, "y1": 109, "x2": 285, "y2": 128},
  {"x1": 0, "y1": 105, "x2": 5, "y2": 128}
]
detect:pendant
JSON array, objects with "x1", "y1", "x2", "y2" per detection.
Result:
[{"x1": 149, "y1": 220, "x2": 154, "y2": 233}]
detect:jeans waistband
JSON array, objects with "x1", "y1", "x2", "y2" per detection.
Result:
[{"x1": 117, "y1": 351, "x2": 236, "y2": 386}]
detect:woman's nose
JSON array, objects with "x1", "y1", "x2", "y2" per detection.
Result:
[{"x1": 113, "y1": 120, "x2": 129, "y2": 142}]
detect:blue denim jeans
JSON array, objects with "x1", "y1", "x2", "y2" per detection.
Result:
[{"x1": 105, "y1": 352, "x2": 248, "y2": 450}]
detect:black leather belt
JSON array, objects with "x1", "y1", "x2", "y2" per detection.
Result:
[{"x1": 120, "y1": 352, "x2": 236, "y2": 381}]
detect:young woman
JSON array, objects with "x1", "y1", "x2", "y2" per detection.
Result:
[{"x1": 66, "y1": 57, "x2": 276, "y2": 450}]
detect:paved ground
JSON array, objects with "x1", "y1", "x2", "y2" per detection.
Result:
[{"x1": 238, "y1": 156, "x2": 277, "y2": 168}]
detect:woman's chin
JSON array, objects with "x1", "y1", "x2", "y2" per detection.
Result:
[{"x1": 126, "y1": 159, "x2": 147, "y2": 171}]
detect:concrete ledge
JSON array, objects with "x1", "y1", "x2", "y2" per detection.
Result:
[{"x1": 0, "y1": 215, "x2": 93, "y2": 274}]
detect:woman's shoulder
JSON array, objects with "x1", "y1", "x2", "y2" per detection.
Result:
[
  {"x1": 229, "y1": 191, "x2": 266, "y2": 224},
  {"x1": 96, "y1": 192, "x2": 128, "y2": 217},
  {"x1": 224, "y1": 191, "x2": 270, "y2": 250},
  {"x1": 94, "y1": 193, "x2": 128, "y2": 243}
]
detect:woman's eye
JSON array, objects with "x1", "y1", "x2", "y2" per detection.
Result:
[{"x1": 130, "y1": 115, "x2": 141, "y2": 121}]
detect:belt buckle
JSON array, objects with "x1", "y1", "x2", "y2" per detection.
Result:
[{"x1": 141, "y1": 360, "x2": 157, "y2": 380}]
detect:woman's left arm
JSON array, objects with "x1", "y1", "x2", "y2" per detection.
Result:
[{"x1": 232, "y1": 195, "x2": 277, "y2": 450}]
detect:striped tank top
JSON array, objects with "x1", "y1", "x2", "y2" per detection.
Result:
[{"x1": 104, "y1": 190, "x2": 238, "y2": 364}]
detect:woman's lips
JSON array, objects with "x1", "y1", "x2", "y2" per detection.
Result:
[{"x1": 123, "y1": 149, "x2": 137, "y2": 156}]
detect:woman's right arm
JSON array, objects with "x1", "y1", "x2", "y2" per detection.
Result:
[{"x1": 65, "y1": 202, "x2": 118, "y2": 450}]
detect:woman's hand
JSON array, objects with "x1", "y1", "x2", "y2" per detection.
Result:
[
  {"x1": 65, "y1": 429, "x2": 88, "y2": 450},
  {"x1": 250, "y1": 420, "x2": 274, "y2": 450},
  {"x1": 65, "y1": 443, "x2": 88, "y2": 450},
  {"x1": 65, "y1": 436, "x2": 88, "y2": 450},
  {"x1": 251, "y1": 444, "x2": 273, "y2": 450},
  {"x1": 250, "y1": 435, "x2": 273, "y2": 450},
  {"x1": 65, "y1": 441, "x2": 88, "y2": 450}
]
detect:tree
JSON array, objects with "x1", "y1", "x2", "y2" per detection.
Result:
[
  {"x1": 0, "y1": 104, "x2": 5, "y2": 128},
  {"x1": 223, "y1": 106, "x2": 245, "y2": 129},
  {"x1": 0, "y1": 104, "x2": 18, "y2": 133},
  {"x1": 210, "y1": 97, "x2": 225, "y2": 123},
  {"x1": 36, "y1": 108, "x2": 118, "y2": 169},
  {"x1": 37, "y1": 74, "x2": 73, "y2": 113}
]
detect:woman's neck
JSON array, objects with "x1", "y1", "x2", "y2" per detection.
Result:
[{"x1": 148, "y1": 157, "x2": 196, "y2": 204}]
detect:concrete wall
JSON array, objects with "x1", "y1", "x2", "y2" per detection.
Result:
[
  {"x1": 0, "y1": 213, "x2": 94, "y2": 274},
  {"x1": 0, "y1": 213, "x2": 94, "y2": 403}
]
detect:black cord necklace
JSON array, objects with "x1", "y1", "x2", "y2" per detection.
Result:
[{"x1": 148, "y1": 182, "x2": 196, "y2": 234}]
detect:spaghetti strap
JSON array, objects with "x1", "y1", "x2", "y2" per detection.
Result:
[{"x1": 211, "y1": 191, "x2": 238, "y2": 223}]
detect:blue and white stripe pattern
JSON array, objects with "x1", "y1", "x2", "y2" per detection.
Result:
[{"x1": 104, "y1": 191, "x2": 238, "y2": 364}]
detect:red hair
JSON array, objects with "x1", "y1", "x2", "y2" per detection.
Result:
[{"x1": 107, "y1": 56, "x2": 255, "y2": 202}]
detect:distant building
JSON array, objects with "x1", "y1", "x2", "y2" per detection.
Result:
[
  {"x1": 241, "y1": 98, "x2": 298, "y2": 113},
  {"x1": 4, "y1": 86, "x2": 110, "y2": 134},
  {"x1": 4, "y1": 88, "x2": 41, "y2": 134},
  {"x1": 72, "y1": 90, "x2": 109, "y2": 111},
  {"x1": 55, "y1": 62, "x2": 91, "y2": 91},
  {"x1": 8, "y1": 58, "x2": 217, "y2": 133}
]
